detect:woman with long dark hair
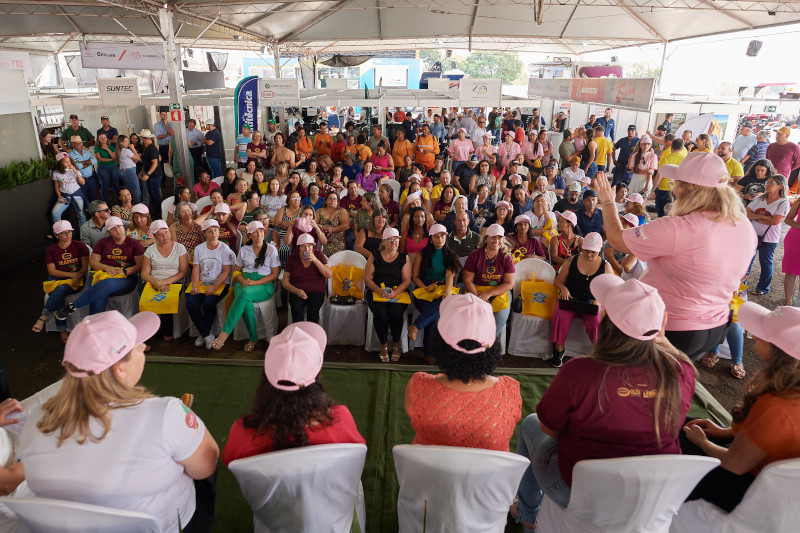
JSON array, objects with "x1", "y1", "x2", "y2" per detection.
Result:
[{"x1": 735, "y1": 158, "x2": 776, "y2": 207}]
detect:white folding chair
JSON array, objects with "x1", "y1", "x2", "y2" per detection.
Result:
[
  {"x1": 228, "y1": 443, "x2": 367, "y2": 533},
  {"x1": 160, "y1": 197, "x2": 175, "y2": 220},
  {"x1": 0, "y1": 497, "x2": 162, "y2": 533},
  {"x1": 393, "y1": 444, "x2": 529, "y2": 533},
  {"x1": 212, "y1": 176, "x2": 224, "y2": 186},
  {"x1": 232, "y1": 291, "x2": 279, "y2": 342},
  {"x1": 321, "y1": 251, "x2": 368, "y2": 345},
  {"x1": 670, "y1": 458, "x2": 800, "y2": 533},
  {"x1": 195, "y1": 195, "x2": 213, "y2": 213},
  {"x1": 507, "y1": 258, "x2": 556, "y2": 358},
  {"x1": 384, "y1": 178, "x2": 401, "y2": 202},
  {"x1": 537, "y1": 455, "x2": 720, "y2": 533}
]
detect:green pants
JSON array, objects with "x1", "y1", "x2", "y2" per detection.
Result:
[{"x1": 222, "y1": 272, "x2": 275, "y2": 342}]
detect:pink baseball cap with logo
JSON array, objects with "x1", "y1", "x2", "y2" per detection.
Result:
[
  {"x1": 383, "y1": 227, "x2": 400, "y2": 240},
  {"x1": 53, "y1": 220, "x2": 73, "y2": 234},
  {"x1": 485, "y1": 223, "x2": 505, "y2": 237},
  {"x1": 590, "y1": 274, "x2": 665, "y2": 341},
  {"x1": 627, "y1": 193, "x2": 645, "y2": 204},
  {"x1": 245, "y1": 221, "x2": 264, "y2": 234},
  {"x1": 214, "y1": 203, "x2": 231, "y2": 214},
  {"x1": 149, "y1": 220, "x2": 169, "y2": 234},
  {"x1": 55, "y1": 152, "x2": 69, "y2": 162},
  {"x1": 131, "y1": 204, "x2": 149, "y2": 215},
  {"x1": 620, "y1": 213, "x2": 640, "y2": 227},
  {"x1": 104, "y1": 216, "x2": 124, "y2": 230},
  {"x1": 659, "y1": 151, "x2": 729, "y2": 188},
  {"x1": 296, "y1": 216, "x2": 313, "y2": 233},
  {"x1": 514, "y1": 215, "x2": 531, "y2": 226},
  {"x1": 555, "y1": 210, "x2": 577, "y2": 227},
  {"x1": 428, "y1": 224, "x2": 447, "y2": 236},
  {"x1": 296, "y1": 233, "x2": 315, "y2": 246},
  {"x1": 738, "y1": 303, "x2": 800, "y2": 360},
  {"x1": 201, "y1": 219, "x2": 219, "y2": 231},
  {"x1": 406, "y1": 191, "x2": 422, "y2": 204},
  {"x1": 582, "y1": 232, "x2": 603, "y2": 252},
  {"x1": 496, "y1": 201, "x2": 512, "y2": 210},
  {"x1": 264, "y1": 322, "x2": 326, "y2": 391},
  {"x1": 62, "y1": 311, "x2": 159, "y2": 377},
  {"x1": 437, "y1": 294, "x2": 497, "y2": 354}
]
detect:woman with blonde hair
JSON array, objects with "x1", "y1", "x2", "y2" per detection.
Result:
[
  {"x1": 693, "y1": 133, "x2": 712, "y2": 153},
  {"x1": 594, "y1": 152, "x2": 757, "y2": 360}
]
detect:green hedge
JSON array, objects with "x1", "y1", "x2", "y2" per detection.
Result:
[{"x1": 0, "y1": 157, "x2": 55, "y2": 191}]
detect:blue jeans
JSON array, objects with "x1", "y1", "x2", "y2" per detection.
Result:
[
  {"x1": 96, "y1": 165, "x2": 119, "y2": 201},
  {"x1": 747, "y1": 241, "x2": 778, "y2": 293},
  {"x1": 147, "y1": 175, "x2": 163, "y2": 219},
  {"x1": 493, "y1": 292, "x2": 511, "y2": 336},
  {"x1": 346, "y1": 229, "x2": 355, "y2": 251},
  {"x1": 72, "y1": 274, "x2": 138, "y2": 315},
  {"x1": 80, "y1": 172, "x2": 99, "y2": 202},
  {"x1": 708, "y1": 321, "x2": 743, "y2": 365},
  {"x1": 186, "y1": 287, "x2": 228, "y2": 338},
  {"x1": 585, "y1": 162, "x2": 598, "y2": 179},
  {"x1": 206, "y1": 157, "x2": 223, "y2": 179},
  {"x1": 43, "y1": 277, "x2": 80, "y2": 330},
  {"x1": 413, "y1": 298, "x2": 443, "y2": 356},
  {"x1": 119, "y1": 167, "x2": 141, "y2": 204},
  {"x1": 52, "y1": 194, "x2": 86, "y2": 227},
  {"x1": 655, "y1": 189, "x2": 672, "y2": 218},
  {"x1": 612, "y1": 168, "x2": 631, "y2": 187},
  {"x1": 515, "y1": 414, "x2": 571, "y2": 530}
]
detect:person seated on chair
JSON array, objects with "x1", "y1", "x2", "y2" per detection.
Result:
[
  {"x1": 170, "y1": 201, "x2": 204, "y2": 262},
  {"x1": 56, "y1": 216, "x2": 144, "y2": 319},
  {"x1": 400, "y1": 190, "x2": 435, "y2": 234},
  {"x1": 605, "y1": 213, "x2": 645, "y2": 278},
  {"x1": 511, "y1": 275, "x2": 695, "y2": 531},
  {"x1": 140, "y1": 219, "x2": 189, "y2": 342},
  {"x1": 32, "y1": 221, "x2": 90, "y2": 344},
  {"x1": 126, "y1": 203, "x2": 155, "y2": 248},
  {"x1": 405, "y1": 293, "x2": 521, "y2": 451},
  {"x1": 355, "y1": 208, "x2": 388, "y2": 259},
  {"x1": 443, "y1": 194, "x2": 480, "y2": 234},
  {"x1": 548, "y1": 232, "x2": 613, "y2": 367},
  {"x1": 212, "y1": 221, "x2": 280, "y2": 354},
  {"x1": 51, "y1": 152, "x2": 87, "y2": 228},
  {"x1": 166, "y1": 185, "x2": 198, "y2": 226},
  {"x1": 17, "y1": 310, "x2": 219, "y2": 533},
  {"x1": 506, "y1": 215, "x2": 547, "y2": 261},
  {"x1": 463, "y1": 224, "x2": 515, "y2": 337},
  {"x1": 221, "y1": 322, "x2": 365, "y2": 464},
  {"x1": 622, "y1": 192, "x2": 651, "y2": 226},
  {"x1": 681, "y1": 303, "x2": 800, "y2": 513},
  {"x1": 195, "y1": 202, "x2": 240, "y2": 254},
  {"x1": 549, "y1": 211, "x2": 583, "y2": 272},
  {"x1": 282, "y1": 234, "x2": 332, "y2": 325},
  {"x1": 482, "y1": 200, "x2": 514, "y2": 236}
]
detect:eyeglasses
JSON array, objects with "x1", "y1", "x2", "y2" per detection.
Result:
[{"x1": 98, "y1": 208, "x2": 110, "y2": 213}]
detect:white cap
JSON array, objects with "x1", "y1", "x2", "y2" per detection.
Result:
[
  {"x1": 428, "y1": 224, "x2": 447, "y2": 236},
  {"x1": 297, "y1": 233, "x2": 315, "y2": 246},
  {"x1": 383, "y1": 227, "x2": 400, "y2": 240},
  {"x1": 201, "y1": 219, "x2": 219, "y2": 231},
  {"x1": 485, "y1": 224, "x2": 505, "y2": 237}
]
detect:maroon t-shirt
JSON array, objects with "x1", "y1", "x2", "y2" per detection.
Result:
[
  {"x1": 340, "y1": 194, "x2": 361, "y2": 213},
  {"x1": 93, "y1": 236, "x2": 145, "y2": 269},
  {"x1": 507, "y1": 234, "x2": 547, "y2": 259},
  {"x1": 766, "y1": 141, "x2": 800, "y2": 179},
  {"x1": 537, "y1": 357, "x2": 696, "y2": 486},
  {"x1": 463, "y1": 249, "x2": 515, "y2": 286},
  {"x1": 284, "y1": 249, "x2": 329, "y2": 294},
  {"x1": 45, "y1": 240, "x2": 89, "y2": 273},
  {"x1": 382, "y1": 199, "x2": 400, "y2": 218}
]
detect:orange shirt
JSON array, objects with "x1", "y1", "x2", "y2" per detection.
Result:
[
  {"x1": 733, "y1": 393, "x2": 800, "y2": 475},
  {"x1": 413, "y1": 134, "x2": 440, "y2": 168},
  {"x1": 392, "y1": 139, "x2": 415, "y2": 168},
  {"x1": 313, "y1": 133, "x2": 333, "y2": 156},
  {"x1": 295, "y1": 136, "x2": 313, "y2": 159},
  {"x1": 394, "y1": 110, "x2": 406, "y2": 122},
  {"x1": 346, "y1": 144, "x2": 372, "y2": 163}
]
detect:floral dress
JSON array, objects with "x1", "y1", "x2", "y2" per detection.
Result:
[{"x1": 319, "y1": 209, "x2": 345, "y2": 256}]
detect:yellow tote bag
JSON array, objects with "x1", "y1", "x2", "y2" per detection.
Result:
[
  {"x1": 521, "y1": 279, "x2": 558, "y2": 320},
  {"x1": 412, "y1": 284, "x2": 460, "y2": 302},
  {"x1": 139, "y1": 283, "x2": 182, "y2": 314},
  {"x1": 43, "y1": 278, "x2": 83, "y2": 294},
  {"x1": 475, "y1": 285, "x2": 510, "y2": 312},
  {"x1": 91, "y1": 270, "x2": 126, "y2": 285},
  {"x1": 332, "y1": 264, "x2": 364, "y2": 299},
  {"x1": 372, "y1": 284, "x2": 411, "y2": 304},
  {"x1": 185, "y1": 281, "x2": 226, "y2": 296}
]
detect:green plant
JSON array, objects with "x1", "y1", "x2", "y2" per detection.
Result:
[{"x1": 0, "y1": 157, "x2": 55, "y2": 191}]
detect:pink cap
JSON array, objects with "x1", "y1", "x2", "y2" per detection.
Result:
[
  {"x1": 104, "y1": 216, "x2": 124, "y2": 230},
  {"x1": 428, "y1": 224, "x2": 447, "y2": 236},
  {"x1": 408, "y1": 174, "x2": 421, "y2": 183},
  {"x1": 620, "y1": 213, "x2": 640, "y2": 227},
  {"x1": 627, "y1": 193, "x2": 645, "y2": 204},
  {"x1": 296, "y1": 216, "x2": 312, "y2": 233},
  {"x1": 149, "y1": 220, "x2": 169, "y2": 234},
  {"x1": 214, "y1": 203, "x2": 231, "y2": 214},
  {"x1": 131, "y1": 203, "x2": 149, "y2": 215},
  {"x1": 496, "y1": 200, "x2": 511, "y2": 210},
  {"x1": 201, "y1": 219, "x2": 219, "y2": 231},
  {"x1": 582, "y1": 232, "x2": 603, "y2": 252},
  {"x1": 264, "y1": 322, "x2": 326, "y2": 391},
  {"x1": 53, "y1": 220, "x2": 73, "y2": 234},
  {"x1": 639, "y1": 135, "x2": 653, "y2": 144},
  {"x1": 245, "y1": 220, "x2": 264, "y2": 234},
  {"x1": 383, "y1": 227, "x2": 400, "y2": 240},
  {"x1": 555, "y1": 210, "x2": 577, "y2": 227},
  {"x1": 738, "y1": 303, "x2": 800, "y2": 359},
  {"x1": 659, "y1": 151, "x2": 728, "y2": 189},
  {"x1": 485, "y1": 223, "x2": 505, "y2": 237},
  {"x1": 62, "y1": 311, "x2": 159, "y2": 377},
  {"x1": 406, "y1": 191, "x2": 422, "y2": 203},
  {"x1": 508, "y1": 173, "x2": 522, "y2": 181},
  {"x1": 296, "y1": 233, "x2": 315, "y2": 246},
  {"x1": 458, "y1": 128, "x2": 467, "y2": 134},
  {"x1": 483, "y1": 131, "x2": 493, "y2": 138},
  {"x1": 590, "y1": 275, "x2": 665, "y2": 341},
  {"x1": 514, "y1": 215, "x2": 531, "y2": 226},
  {"x1": 437, "y1": 294, "x2": 497, "y2": 354},
  {"x1": 505, "y1": 130, "x2": 514, "y2": 137},
  {"x1": 55, "y1": 152, "x2": 69, "y2": 162}
]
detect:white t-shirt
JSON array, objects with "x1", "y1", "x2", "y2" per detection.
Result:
[
  {"x1": 18, "y1": 397, "x2": 206, "y2": 533},
  {"x1": 144, "y1": 242, "x2": 187, "y2": 279},
  {"x1": 621, "y1": 258, "x2": 648, "y2": 281},
  {"x1": 52, "y1": 169, "x2": 81, "y2": 195},
  {"x1": 193, "y1": 241, "x2": 235, "y2": 283},
  {"x1": 749, "y1": 196, "x2": 791, "y2": 244},
  {"x1": 118, "y1": 147, "x2": 136, "y2": 170},
  {"x1": 260, "y1": 194, "x2": 287, "y2": 218},
  {"x1": 562, "y1": 167, "x2": 586, "y2": 186},
  {"x1": 236, "y1": 242, "x2": 280, "y2": 276}
]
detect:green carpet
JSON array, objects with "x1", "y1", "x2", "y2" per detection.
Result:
[{"x1": 140, "y1": 358, "x2": 731, "y2": 533}]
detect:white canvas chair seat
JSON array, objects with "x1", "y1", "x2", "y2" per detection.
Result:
[
  {"x1": 384, "y1": 179, "x2": 401, "y2": 203},
  {"x1": 195, "y1": 195, "x2": 213, "y2": 213},
  {"x1": 106, "y1": 288, "x2": 140, "y2": 318},
  {"x1": 227, "y1": 443, "x2": 367, "y2": 533},
  {"x1": 508, "y1": 259, "x2": 556, "y2": 358},
  {"x1": 170, "y1": 291, "x2": 191, "y2": 339},
  {"x1": 670, "y1": 458, "x2": 800, "y2": 533},
  {"x1": 537, "y1": 455, "x2": 719, "y2": 533},
  {"x1": 393, "y1": 444, "x2": 529, "y2": 533},
  {"x1": 232, "y1": 292, "x2": 278, "y2": 341},
  {"x1": 563, "y1": 316, "x2": 595, "y2": 358},
  {"x1": 0, "y1": 497, "x2": 162, "y2": 533},
  {"x1": 160, "y1": 197, "x2": 175, "y2": 220},
  {"x1": 322, "y1": 251, "x2": 367, "y2": 346},
  {"x1": 365, "y1": 306, "x2": 410, "y2": 353},
  {"x1": 211, "y1": 176, "x2": 224, "y2": 186}
]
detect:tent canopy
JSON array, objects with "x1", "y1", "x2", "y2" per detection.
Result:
[{"x1": 1, "y1": 0, "x2": 799, "y2": 55}]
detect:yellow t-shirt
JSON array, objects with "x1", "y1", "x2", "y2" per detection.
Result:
[
  {"x1": 656, "y1": 151, "x2": 687, "y2": 190},
  {"x1": 430, "y1": 184, "x2": 444, "y2": 200},
  {"x1": 594, "y1": 136, "x2": 614, "y2": 166},
  {"x1": 659, "y1": 146, "x2": 688, "y2": 163},
  {"x1": 400, "y1": 188, "x2": 430, "y2": 204},
  {"x1": 726, "y1": 157, "x2": 744, "y2": 180}
]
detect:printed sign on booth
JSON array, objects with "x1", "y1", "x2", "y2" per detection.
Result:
[
  {"x1": 571, "y1": 79, "x2": 605, "y2": 103},
  {"x1": 169, "y1": 109, "x2": 182, "y2": 122},
  {"x1": 257, "y1": 78, "x2": 300, "y2": 108},
  {"x1": 97, "y1": 77, "x2": 140, "y2": 105},
  {"x1": 80, "y1": 43, "x2": 166, "y2": 70},
  {"x1": 459, "y1": 78, "x2": 502, "y2": 107}
]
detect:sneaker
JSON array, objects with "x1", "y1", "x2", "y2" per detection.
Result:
[
  {"x1": 54, "y1": 303, "x2": 75, "y2": 321},
  {"x1": 194, "y1": 335, "x2": 205, "y2": 347},
  {"x1": 204, "y1": 334, "x2": 216, "y2": 350},
  {"x1": 549, "y1": 345, "x2": 565, "y2": 368}
]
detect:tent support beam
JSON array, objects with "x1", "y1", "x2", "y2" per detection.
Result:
[
  {"x1": 243, "y1": 2, "x2": 292, "y2": 29},
  {"x1": 560, "y1": 2, "x2": 579, "y2": 39},
  {"x1": 112, "y1": 17, "x2": 164, "y2": 58},
  {"x1": 617, "y1": 0, "x2": 666, "y2": 41},
  {"x1": 186, "y1": 16, "x2": 220, "y2": 51},
  {"x1": 468, "y1": 1, "x2": 479, "y2": 51},
  {"x1": 696, "y1": 0, "x2": 754, "y2": 28},
  {"x1": 280, "y1": 0, "x2": 352, "y2": 42},
  {"x1": 56, "y1": 6, "x2": 83, "y2": 36}
]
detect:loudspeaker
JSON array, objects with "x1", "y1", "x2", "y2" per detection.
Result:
[{"x1": 746, "y1": 40, "x2": 763, "y2": 57}]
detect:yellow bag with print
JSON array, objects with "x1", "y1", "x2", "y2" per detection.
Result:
[
  {"x1": 43, "y1": 278, "x2": 83, "y2": 294},
  {"x1": 91, "y1": 270, "x2": 126, "y2": 285},
  {"x1": 475, "y1": 285, "x2": 510, "y2": 312},
  {"x1": 185, "y1": 281, "x2": 226, "y2": 296},
  {"x1": 412, "y1": 284, "x2": 460, "y2": 302},
  {"x1": 541, "y1": 218, "x2": 559, "y2": 245},
  {"x1": 521, "y1": 277, "x2": 558, "y2": 320},
  {"x1": 372, "y1": 283, "x2": 411, "y2": 304},
  {"x1": 139, "y1": 283, "x2": 182, "y2": 314},
  {"x1": 331, "y1": 264, "x2": 364, "y2": 299}
]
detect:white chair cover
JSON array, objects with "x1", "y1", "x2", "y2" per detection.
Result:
[
  {"x1": 228, "y1": 443, "x2": 368, "y2": 533},
  {"x1": 564, "y1": 316, "x2": 595, "y2": 358},
  {"x1": 171, "y1": 291, "x2": 191, "y2": 339},
  {"x1": 384, "y1": 179, "x2": 401, "y2": 203},
  {"x1": 232, "y1": 292, "x2": 278, "y2": 341},
  {"x1": 537, "y1": 455, "x2": 720, "y2": 533},
  {"x1": 211, "y1": 176, "x2": 224, "y2": 186},
  {"x1": 393, "y1": 445, "x2": 529, "y2": 533},
  {"x1": 508, "y1": 259, "x2": 556, "y2": 358},
  {"x1": 670, "y1": 458, "x2": 800, "y2": 533},
  {"x1": 321, "y1": 251, "x2": 367, "y2": 346},
  {"x1": 195, "y1": 195, "x2": 213, "y2": 213},
  {"x1": 160, "y1": 197, "x2": 175, "y2": 220},
  {"x1": 107, "y1": 288, "x2": 140, "y2": 319},
  {"x1": 0, "y1": 497, "x2": 162, "y2": 533}
]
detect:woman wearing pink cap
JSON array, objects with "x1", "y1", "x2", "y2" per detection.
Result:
[
  {"x1": 483, "y1": 200, "x2": 514, "y2": 235},
  {"x1": 32, "y1": 221, "x2": 90, "y2": 343},
  {"x1": 51, "y1": 152, "x2": 87, "y2": 228},
  {"x1": 627, "y1": 135, "x2": 657, "y2": 196},
  {"x1": 195, "y1": 201, "x2": 239, "y2": 253},
  {"x1": 126, "y1": 203, "x2": 155, "y2": 247},
  {"x1": 447, "y1": 128, "x2": 474, "y2": 169},
  {"x1": 283, "y1": 205, "x2": 327, "y2": 257},
  {"x1": 512, "y1": 275, "x2": 696, "y2": 531},
  {"x1": 405, "y1": 294, "x2": 521, "y2": 451},
  {"x1": 507, "y1": 215, "x2": 547, "y2": 261},
  {"x1": 549, "y1": 211, "x2": 583, "y2": 272},
  {"x1": 212, "y1": 221, "x2": 280, "y2": 353},
  {"x1": 623, "y1": 192, "x2": 651, "y2": 226},
  {"x1": 141, "y1": 219, "x2": 189, "y2": 341},
  {"x1": 283, "y1": 233, "x2": 332, "y2": 324},
  {"x1": 222, "y1": 322, "x2": 365, "y2": 464},
  {"x1": 498, "y1": 130, "x2": 522, "y2": 168},
  {"x1": 18, "y1": 311, "x2": 220, "y2": 533},
  {"x1": 594, "y1": 152, "x2": 757, "y2": 360},
  {"x1": 682, "y1": 303, "x2": 800, "y2": 513}
]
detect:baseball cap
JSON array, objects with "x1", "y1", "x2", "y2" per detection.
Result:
[
  {"x1": 408, "y1": 174, "x2": 421, "y2": 183},
  {"x1": 297, "y1": 233, "x2": 315, "y2": 246},
  {"x1": 458, "y1": 128, "x2": 467, "y2": 134},
  {"x1": 590, "y1": 275, "x2": 665, "y2": 341},
  {"x1": 296, "y1": 216, "x2": 313, "y2": 233},
  {"x1": 620, "y1": 213, "x2": 640, "y2": 227},
  {"x1": 214, "y1": 203, "x2": 231, "y2": 214},
  {"x1": 483, "y1": 132, "x2": 493, "y2": 138},
  {"x1": 514, "y1": 215, "x2": 531, "y2": 226},
  {"x1": 627, "y1": 193, "x2": 645, "y2": 204},
  {"x1": 639, "y1": 135, "x2": 653, "y2": 144},
  {"x1": 268, "y1": 119, "x2": 276, "y2": 124},
  {"x1": 206, "y1": 118, "x2": 215, "y2": 126},
  {"x1": 659, "y1": 151, "x2": 729, "y2": 189},
  {"x1": 104, "y1": 216, "x2": 124, "y2": 230},
  {"x1": 437, "y1": 294, "x2": 497, "y2": 354},
  {"x1": 505, "y1": 131, "x2": 514, "y2": 137},
  {"x1": 738, "y1": 303, "x2": 800, "y2": 359},
  {"x1": 777, "y1": 126, "x2": 791, "y2": 136},
  {"x1": 100, "y1": 115, "x2": 109, "y2": 120},
  {"x1": 245, "y1": 221, "x2": 264, "y2": 234},
  {"x1": 568, "y1": 182, "x2": 582, "y2": 192},
  {"x1": 201, "y1": 219, "x2": 219, "y2": 231},
  {"x1": 406, "y1": 191, "x2": 422, "y2": 203},
  {"x1": 62, "y1": 311, "x2": 159, "y2": 377},
  {"x1": 496, "y1": 200, "x2": 511, "y2": 210},
  {"x1": 582, "y1": 232, "x2": 603, "y2": 252},
  {"x1": 55, "y1": 152, "x2": 69, "y2": 162},
  {"x1": 485, "y1": 223, "x2": 505, "y2": 237},
  {"x1": 428, "y1": 224, "x2": 447, "y2": 236},
  {"x1": 469, "y1": 155, "x2": 479, "y2": 162},
  {"x1": 555, "y1": 210, "x2": 577, "y2": 227},
  {"x1": 627, "y1": 124, "x2": 637, "y2": 130},
  {"x1": 53, "y1": 220, "x2": 73, "y2": 234},
  {"x1": 149, "y1": 220, "x2": 169, "y2": 234},
  {"x1": 656, "y1": 124, "x2": 667, "y2": 131},
  {"x1": 264, "y1": 322, "x2": 326, "y2": 391},
  {"x1": 131, "y1": 204, "x2": 149, "y2": 215},
  {"x1": 383, "y1": 227, "x2": 400, "y2": 240}
]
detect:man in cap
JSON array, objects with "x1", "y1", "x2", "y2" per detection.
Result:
[
  {"x1": 153, "y1": 110, "x2": 174, "y2": 169},
  {"x1": 766, "y1": 126, "x2": 800, "y2": 193},
  {"x1": 553, "y1": 182, "x2": 583, "y2": 214},
  {"x1": 139, "y1": 129, "x2": 164, "y2": 218},
  {"x1": 96, "y1": 116, "x2": 118, "y2": 145},
  {"x1": 202, "y1": 119, "x2": 223, "y2": 179},
  {"x1": 612, "y1": 125, "x2": 640, "y2": 186},
  {"x1": 263, "y1": 119, "x2": 278, "y2": 152},
  {"x1": 69, "y1": 135, "x2": 99, "y2": 202},
  {"x1": 732, "y1": 123, "x2": 757, "y2": 162},
  {"x1": 79, "y1": 200, "x2": 112, "y2": 247},
  {"x1": 59, "y1": 114, "x2": 94, "y2": 150}
]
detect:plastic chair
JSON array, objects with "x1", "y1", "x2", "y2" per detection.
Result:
[
  {"x1": 384, "y1": 178, "x2": 401, "y2": 202},
  {"x1": 670, "y1": 458, "x2": 800, "y2": 533},
  {"x1": 160, "y1": 197, "x2": 175, "y2": 221},
  {"x1": 537, "y1": 455, "x2": 720, "y2": 533},
  {"x1": 0, "y1": 497, "x2": 162, "y2": 533},
  {"x1": 212, "y1": 176, "x2": 224, "y2": 186},
  {"x1": 393, "y1": 444, "x2": 530, "y2": 533},
  {"x1": 195, "y1": 195, "x2": 213, "y2": 213},
  {"x1": 507, "y1": 258, "x2": 556, "y2": 358},
  {"x1": 321, "y1": 251, "x2": 368, "y2": 345},
  {"x1": 228, "y1": 443, "x2": 367, "y2": 533}
]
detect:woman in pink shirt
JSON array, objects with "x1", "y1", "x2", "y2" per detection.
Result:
[
  {"x1": 475, "y1": 132, "x2": 497, "y2": 161},
  {"x1": 498, "y1": 131, "x2": 522, "y2": 168},
  {"x1": 594, "y1": 152, "x2": 757, "y2": 360},
  {"x1": 448, "y1": 128, "x2": 474, "y2": 168},
  {"x1": 627, "y1": 135, "x2": 658, "y2": 196},
  {"x1": 370, "y1": 142, "x2": 394, "y2": 179},
  {"x1": 522, "y1": 131, "x2": 544, "y2": 170}
]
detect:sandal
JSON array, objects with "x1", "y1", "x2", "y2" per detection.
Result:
[
  {"x1": 391, "y1": 345, "x2": 402, "y2": 362},
  {"x1": 31, "y1": 315, "x2": 46, "y2": 333},
  {"x1": 751, "y1": 290, "x2": 767, "y2": 296},
  {"x1": 408, "y1": 325, "x2": 419, "y2": 342},
  {"x1": 699, "y1": 353, "x2": 719, "y2": 369},
  {"x1": 211, "y1": 335, "x2": 226, "y2": 351},
  {"x1": 379, "y1": 346, "x2": 390, "y2": 363},
  {"x1": 731, "y1": 364, "x2": 746, "y2": 380},
  {"x1": 59, "y1": 331, "x2": 69, "y2": 344},
  {"x1": 243, "y1": 342, "x2": 256, "y2": 353}
]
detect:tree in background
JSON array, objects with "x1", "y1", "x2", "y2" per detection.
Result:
[
  {"x1": 419, "y1": 49, "x2": 444, "y2": 70},
  {"x1": 626, "y1": 62, "x2": 661, "y2": 79},
  {"x1": 458, "y1": 52, "x2": 523, "y2": 85}
]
